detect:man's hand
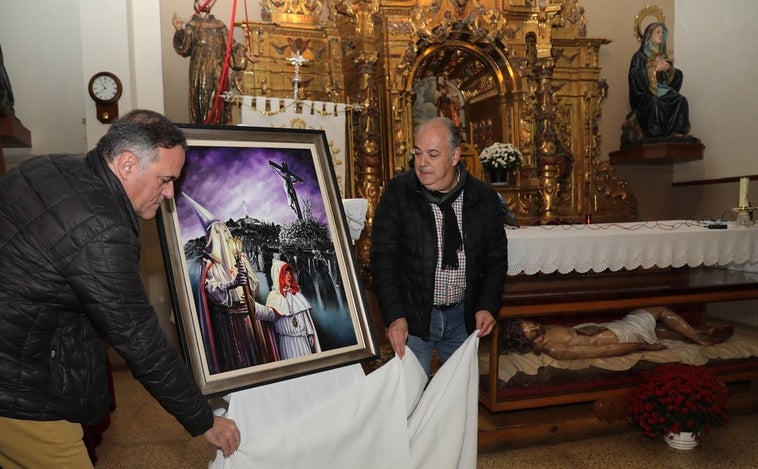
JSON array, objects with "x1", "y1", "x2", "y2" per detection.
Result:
[
  {"x1": 474, "y1": 310, "x2": 496, "y2": 337},
  {"x1": 386, "y1": 318, "x2": 409, "y2": 358},
  {"x1": 203, "y1": 415, "x2": 240, "y2": 458}
]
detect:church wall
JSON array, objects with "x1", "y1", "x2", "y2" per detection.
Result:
[{"x1": 674, "y1": 0, "x2": 758, "y2": 182}]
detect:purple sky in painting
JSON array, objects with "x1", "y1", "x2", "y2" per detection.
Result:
[{"x1": 175, "y1": 145, "x2": 329, "y2": 241}]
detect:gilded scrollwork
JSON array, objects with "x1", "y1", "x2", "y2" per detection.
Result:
[
  {"x1": 409, "y1": 0, "x2": 509, "y2": 47},
  {"x1": 553, "y1": 0, "x2": 588, "y2": 37},
  {"x1": 334, "y1": 0, "x2": 380, "y2": 36},
  {"x1": 593, "y1": 159, "x2": 638, "y2": 219}
]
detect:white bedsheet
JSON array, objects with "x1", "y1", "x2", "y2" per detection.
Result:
[{"x1": 211, "y1": 333, "x2": 480, "y2": 469}]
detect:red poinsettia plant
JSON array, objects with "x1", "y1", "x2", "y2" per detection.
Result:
[{"x1": 624, "y1": 364, "x2": 729, "y2": 438}]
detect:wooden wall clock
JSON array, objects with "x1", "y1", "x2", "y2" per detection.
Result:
[{"x1": 88, "y1": 71, "x2": 122, "y2": 123}]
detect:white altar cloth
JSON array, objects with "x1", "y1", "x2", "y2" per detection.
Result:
[
  {"x1": 210, "y1": 333, "x2": 480, "y2": 469},
  {"x1": 506, "y1": 220, "x2": 758, "y2": 276}
]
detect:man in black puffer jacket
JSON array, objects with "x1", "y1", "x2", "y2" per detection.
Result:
[
  {"x1": 370, "y1": 117, "x2": 508, "y2": 377},
  {"x1": 0, "y1": 110, "x2": 240, "y2": 467}
]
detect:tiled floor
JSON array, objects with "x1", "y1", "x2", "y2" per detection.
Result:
[{"x1": 92, "y1": 351, "x2": 758, "y2": 469}]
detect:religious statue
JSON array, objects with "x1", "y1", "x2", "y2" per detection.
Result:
[
  {"x1": 172, "y1": 0, "x2": 252, "y2": 124},
  {"x1": 0, "y1": 43, "x2": 15, "y2": 117},
  {"x1": 434, "y1": 75, "x2": 462, "y2": 128},
  {"x1": 500, "y1": 306, "x2": 733, "y2": 360},
  {"x1": 622, "y1": 21, "x2": 697, "y2": 146}
]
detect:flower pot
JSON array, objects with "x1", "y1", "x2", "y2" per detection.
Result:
[
  {"x1": 664, "y1": 431, "x2": 699, "y2": 450},
  {"x1": 625, "y1": 364, "x2": 729, "y2": 442},
  {"x1": 489, "y1": 169, "x2": 510, "y2": 185}
]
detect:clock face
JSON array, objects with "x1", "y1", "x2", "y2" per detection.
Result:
[{"x1": 89, "y1": 73, "x2": 122, "y2": 103}]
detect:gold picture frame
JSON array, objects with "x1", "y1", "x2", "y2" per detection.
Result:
[{"x1": 157, "y1": 125, "x2": 377, "y2": 395}]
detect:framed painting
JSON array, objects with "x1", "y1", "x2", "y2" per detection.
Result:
[{"x1": 157, "y1": 125, "x2": 377, "y2": 396}]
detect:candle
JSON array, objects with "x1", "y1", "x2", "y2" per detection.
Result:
[{"x1": 739, "y1": 177, "x2": 750, "y2": 208}]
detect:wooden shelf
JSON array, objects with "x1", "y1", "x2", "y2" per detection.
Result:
[
  {"x1": 0, "y1": 115, "x2": 31, "y2": 148},
  {"x1": 609, "y1": 141, "x2": 704, "y2": 165},
  {"x1": 0, "y1": 115, "x2": 32, "y2": 176}
]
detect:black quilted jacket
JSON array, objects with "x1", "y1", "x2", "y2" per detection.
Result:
[
  {"x1": 370, "y1": 165, "x2": 508, "y2": 340},
  {"x1": 0, "y1": 151, "x2": 213, "y2": 436}
]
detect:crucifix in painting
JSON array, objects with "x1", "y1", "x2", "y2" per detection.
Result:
[{"x1": 270, "y1": 160, "x2": 304, "y2": 219}]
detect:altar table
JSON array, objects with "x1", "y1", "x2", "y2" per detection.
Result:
[{"x1": 506, "y1": 220, "x2": 758, "y2": 276}]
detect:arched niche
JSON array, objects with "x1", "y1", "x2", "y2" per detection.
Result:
[{"x1": 405, "y1": 39, "x2": 522, "y2": 182}]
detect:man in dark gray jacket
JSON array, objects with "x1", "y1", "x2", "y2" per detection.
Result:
[
  {"x1": 370, "y1": 117, "x2": 508, "y2": 376},
  {"x1": 0, "y1": 110, "x2": 239, "y2": 467}
]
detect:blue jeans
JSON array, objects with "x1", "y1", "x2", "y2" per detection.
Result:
[{"x1": 406, "y1": 302, "x2": 468, "y2": 377}]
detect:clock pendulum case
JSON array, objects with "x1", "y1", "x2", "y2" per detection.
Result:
[{"x1": 88, "y1": 71, "x2": 122, "y2": 123}]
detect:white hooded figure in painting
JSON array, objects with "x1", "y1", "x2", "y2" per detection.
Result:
[{"x1": 262, "y1": 259, "x2": 322, "y2": 359}]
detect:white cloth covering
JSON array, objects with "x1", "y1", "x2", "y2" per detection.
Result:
[
  {"x1": 574, "y1": 309, "x2": 658, "y2": 344},
  {"x1": 210, "y1": 333, "x2": 480, "y2": 469}
]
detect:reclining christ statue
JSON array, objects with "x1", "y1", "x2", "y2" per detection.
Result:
[{"x1": 500, "y1": 306, "x2": 734, "y2": 360}]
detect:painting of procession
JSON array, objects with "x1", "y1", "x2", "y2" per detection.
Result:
[{"x1": 158, "y1": 125, "x2": 376, "y2": 395}]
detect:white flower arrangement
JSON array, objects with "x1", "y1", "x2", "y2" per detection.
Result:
[{"x1": 478, "y1": 142, "x2": 523, "y2": 172}]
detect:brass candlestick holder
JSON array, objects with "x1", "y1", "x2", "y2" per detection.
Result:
[{"x1": 731, "y1": 206, "x2": 755, "y2": 228}]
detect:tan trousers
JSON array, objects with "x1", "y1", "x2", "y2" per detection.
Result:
[{"x1": 0, "y1": 417, "x2": 93, "y2": 469}]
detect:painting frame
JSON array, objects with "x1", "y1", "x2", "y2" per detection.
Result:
[{"x1": 157, "y1": 124, "x2": 377, "y2": 396}]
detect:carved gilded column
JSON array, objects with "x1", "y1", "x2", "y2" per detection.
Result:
[
  {"x1": 333, "y1": 0, "x2": 382, "y2": 274},
  {"x1": 352, "y1": 53, "x2": 381, "y2": 273},
  {"x1": 533, "y1": 56, "x2": 567, "y2": 222}
]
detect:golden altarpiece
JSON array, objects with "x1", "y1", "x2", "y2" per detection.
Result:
[{"x1": 230, "y1": 0, "x2": 637, "y2": 267}]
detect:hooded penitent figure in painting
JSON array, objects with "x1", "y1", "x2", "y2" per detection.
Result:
[
  {"x1": 185, "y1": 193, "x2": 278, "y2": 374},
  {"x1": 262, "y1": 260, "x2": 322, "y2": 359}
]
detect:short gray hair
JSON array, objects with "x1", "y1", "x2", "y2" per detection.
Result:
[{"x1": 96, "y1": 109, "x2": 186, "y2": 168}]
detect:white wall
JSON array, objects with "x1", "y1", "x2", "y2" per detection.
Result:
[
  {"x1": 1, "y1": 0, "x2": 165, "y2": 166},
  {"x1": 78, "y1": 0, "x2": 132, "y2": 148},
  {"x1": 1, "y1": 2, "x2": 86, "y2": 165},
  {"x1": 674, "y1": 0, "x2": 758, "y2": 182}
]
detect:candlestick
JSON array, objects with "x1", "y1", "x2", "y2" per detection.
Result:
[{"x1": 739, "y1": 177, "x2": 750, "y2": 208}]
